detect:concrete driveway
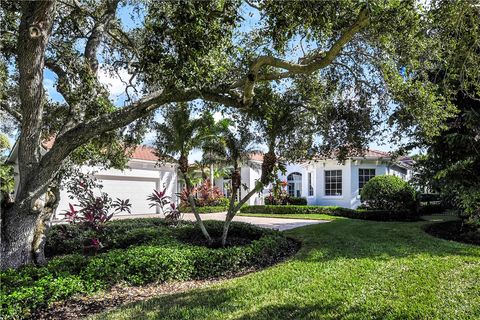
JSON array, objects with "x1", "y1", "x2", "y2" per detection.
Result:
[{"x1": 182, "y1": 212, "x2": 328, "y2": 231}]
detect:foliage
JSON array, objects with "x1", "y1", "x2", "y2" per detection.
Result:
[
  {"x1": 418, "y1": 203, "x2": 446, "y2": 216},
  {"x1": 360, "y1": 175, "x2": 417, "y2": 212},
  {"x1": 3, "y1": 0, "x2": 479, "y2": 268},
  {"x1": 62, "y1": 174, "x2": 131, "y2": 254},
  {"x1": 288, "y1": 197, "x2": 308, "y2": 206},
  {"x1": 265, "y1": 179, "x2": 289, "y2": 205},
  {"x1": 0, "y1": 163, "x2": 14, "y2": 193},
  {"x1": 1, "y1": 219, "x2": 295, "y2": 319},
  {"x1": 179, "y1": 206, "x2": 229, "y2": 214},
  {"x1": 147, "y1": 188, "x2": 181, "y2": 223},
  {"x1": 240, "y1": 205, "x2": 419, "y2": 221},
  {"x1": 190, "y1": 180, "x2": 226, "y2": 207},
  {"x1": 408, "y1": 1, "x2": 480, "y2": 229}
]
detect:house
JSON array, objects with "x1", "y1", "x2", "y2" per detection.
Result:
[
  {"x1": 8, "y1": 141, "x2": 413, "y2": 217},
  {"x1": 222, "y1": 150, "x2": 413, "y2": 209},
  {"x1": 213, "y1": 153, "x2": 265, "y2": 206},
  {"x1": 8, "y1": 143, "x2": 178, "y2": 219}
]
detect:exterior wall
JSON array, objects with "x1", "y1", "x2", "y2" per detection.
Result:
[
  {"x1": 349, "y1": 159, "x2": 388, "y2": 208},
  {"x1": 55, "y1": 159, "x2": 177, "y2": 219},
  {"x1": 280, "y1": 158, "x2": 401, "y2": 209},
  {"x1": 240, "y1": 163, "x2": 264, "y2": 205}
]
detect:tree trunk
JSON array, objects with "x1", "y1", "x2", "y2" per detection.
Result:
[
  {"x1": 0, "y1": 205, "x2": 39, "y2": 269},
  {"x1": 32, "y1": 183, "x2": 61, "y2": 265},
  {"x1": 221, "y1": 188, "x2": 238, "y2": 247},
  {"x1": 1, "y1": 182, "x2": 60, "y2": 270},
  {"x1": 179, "y1": 156, "x2": 213, "y2": 245}
]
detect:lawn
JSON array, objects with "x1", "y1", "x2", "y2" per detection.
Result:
[
  {"x1": 93, "y1": 215, "x2": 480, "y2": 320},
  {"x1": 238, "y1": 213, "x2": 338, "y2": 221}
]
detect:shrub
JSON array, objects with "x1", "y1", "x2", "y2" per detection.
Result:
[
  {"x1": 418, "y1": 203, "x2": 446, "y2": 215},
  {"x1": 179, "y1": 205, "x2": 228, "y2": 213},
  {"x1": 240, "y1": 205, "x2": 418, "y2": 221},
  {"x1": 3, "y1": 219, "x2": 296, "y2": 320},
  {"x1": 288, "y1": 197, "x2": 307, "y2": 205},
  {"x1": 360, "y1": 175, "x2": 417, "y2": 212}
]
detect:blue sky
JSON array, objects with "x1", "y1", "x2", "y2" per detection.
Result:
[{"x1": 8, "y1": 2, "x2": 401, "y2": 161}]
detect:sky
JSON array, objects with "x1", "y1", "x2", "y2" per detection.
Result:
[{"x1": 7, "y1": 2, "x2": 403, "y2": 162}]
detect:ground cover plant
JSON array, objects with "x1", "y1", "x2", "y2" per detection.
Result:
[
  {"x1": 0, "y1": 219, "x2": 298, "y2": 319},
  {"x1": 93, "y1": 215, "x2": 480, "y2": 320}
]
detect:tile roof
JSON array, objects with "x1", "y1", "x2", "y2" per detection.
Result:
[
  {"x1": 249, "y1": 152, "x2": 264, "y2": 161},
  {"x1": 41, "y1": 138, "x2": 159, "y2": 162},
  {"x1": 359, "y1": 149, "x2": 391, "y2": 158},
  {"x1": 129, "y1": 145, "x2": 159, "y2": 161}
]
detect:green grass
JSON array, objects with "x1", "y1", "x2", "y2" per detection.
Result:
[
  {"x1": 238, "y1": 213, "x2": 338, "y2": 221},
  {"x1": 93, "y1": 215, "x2": 480, "y2": 320}
]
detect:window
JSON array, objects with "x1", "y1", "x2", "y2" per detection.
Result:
[
  {"x1": 325, "y1": 170, "x2": 342, "y2": 196},
  {"x1": 287, "y1": 172, "x2": 302, "y2": 197},
  {"x1": 308, "y1": 172, "x2": 314, "y2": 196},
  {"x1": 359, "y1": 169, "x2": 375, "y2": 190}
]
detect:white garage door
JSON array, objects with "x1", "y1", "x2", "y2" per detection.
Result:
[{"x1": 99, "y1": 178, "x2": 157, "y2": 214}]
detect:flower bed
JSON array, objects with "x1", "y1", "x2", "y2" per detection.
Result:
[{"x1": 1, "y1": 219, "x2": 298, "y2": 319}]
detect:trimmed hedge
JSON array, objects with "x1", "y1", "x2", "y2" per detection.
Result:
[
  {"x1": 240, "y1": 205, "x2": 418, "y2": 221},
  {"x1": 288, "y1": 197, "x2": 308, "y2": 205},
  {"x1": 1, "y1": 220, "x2": 296, "y2": 320},
  {"x1": 418, "y1": 203, "x2": 446, "y2": 215},
  {"x1": 179, "y1": 205, "x2": 228, "y2": 213}
]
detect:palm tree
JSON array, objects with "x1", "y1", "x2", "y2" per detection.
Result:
[
  {"x1": 154, "y1": 103, "x2": 215, "y2": 243},
  {"x1": 205, "y1": 121, "x2": 263, "y2": 246}
]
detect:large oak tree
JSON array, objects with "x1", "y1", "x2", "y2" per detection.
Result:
[{"x1": 0, "y1": 0, "x2": 461, "y2": 269}]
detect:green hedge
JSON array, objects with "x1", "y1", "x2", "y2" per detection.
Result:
[
  {"x1": 240, "y1": 205, "x2": 418, "y2": 221},
  {"x1": 418, "y1": 203, "x2": 446, "y2": 215},
  {"x1": 1, "y1": 220, "x2": 296, "y2": 319},
  {"x1": 179, "y1": 206, "x2": 228, "y2": 213}
]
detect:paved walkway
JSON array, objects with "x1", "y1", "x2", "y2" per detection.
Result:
[
  {"x1": 113, "y1": 212, "x2": 329, "y2": 231},
  {"x1": 182, "y1": 212, "x2": 328, "y2": 231},
  {"x1": 111, "y1": 212, "x2": 328, "y2": 231}
]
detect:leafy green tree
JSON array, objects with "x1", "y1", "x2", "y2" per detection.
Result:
[
  {"x1": 0, "y1": 0, "x2": 467, "y2": 268},
  {"x1": 410, "y1": 1, "x2": 480, "y2": 229}
]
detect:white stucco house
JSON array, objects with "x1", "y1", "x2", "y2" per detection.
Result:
[
  {"x1": 9, "y1": 143, "x2": 178, "y2": 219},
  {"x1": 278, "y1": 150, "x2": 413, "y2": 209},
  {"x1": 216, "y1": 150, "x2": 413, "y2": 209},
  {"x1": 9, "y1": 142, "x2": 413, "y2": 217}
]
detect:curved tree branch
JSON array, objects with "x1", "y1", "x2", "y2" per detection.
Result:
[{"x1": 238, "y1": 6, "x2": 370, "y2": 105}]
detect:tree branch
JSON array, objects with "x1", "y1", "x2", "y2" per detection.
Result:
[
  {"x1": 0, "y1": 101, "x2": 22, "y2": 123},
  {"x1": 238, "y1": 6, "x2": 370, "y2": 105},
  {"x1": 84, "y1": 0, "x2": 119, "y2": 73}
]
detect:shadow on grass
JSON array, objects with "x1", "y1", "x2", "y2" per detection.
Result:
[
  {"x1": 100, "y1": 285, "x2": 412, "y2": 320},
  {"x1": 287, "y1": 218, "x2": 480, "y2": 263},
  {"x1": 96, "y1": 218, "x2": 480, "y2": 320}
]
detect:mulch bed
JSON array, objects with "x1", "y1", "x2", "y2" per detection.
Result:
[
  {"x1": 33, "y1": 279, "x2": 220, "y2": 320},
  {"x1": 425, "y1": 220, "x2": 480, "y2": 246}
]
